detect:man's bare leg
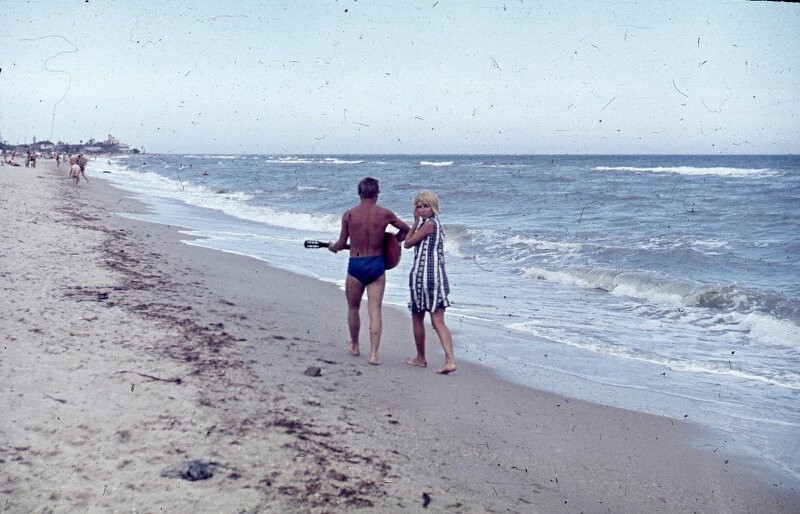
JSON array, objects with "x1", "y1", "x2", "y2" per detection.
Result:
[
  {"x1": 345, "y1": 275, "x2": 366, "y2": 356},
  {"x1": 365, "y1": 274, "x2": 386, "y2": 365},
  {"x1": 406, "y1": 310, "x2": 427, "y2": 367},
  {"x1": 430, "y1": 308, "x2": 457, "y2": 374}
]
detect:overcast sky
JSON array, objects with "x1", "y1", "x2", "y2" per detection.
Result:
[{"x1": 1, "y1": 1, "x2": 798, "y2": 154}]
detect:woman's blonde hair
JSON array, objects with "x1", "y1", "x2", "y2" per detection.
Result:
[{"x1": 413, "y1": 189, "x2": 441, "y2": 214}]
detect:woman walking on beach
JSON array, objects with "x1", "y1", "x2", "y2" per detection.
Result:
[{"x1": 404, "y1": 190, "x2": 457, "y2": 374}]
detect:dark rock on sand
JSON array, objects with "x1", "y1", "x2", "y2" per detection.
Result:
[
  {"x1": 160, "y1": 459, "x2": 220, "y2": 481},
  {"x1": 303, "y1": 366, "x2": 322, "y2": 377}
]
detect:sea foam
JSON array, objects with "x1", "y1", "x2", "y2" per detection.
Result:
[{"x1": 593, "y1": 165, "x2": 776, "y2": 178}]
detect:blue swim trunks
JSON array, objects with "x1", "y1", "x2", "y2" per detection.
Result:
[{"x1": 348, "y1": 255, "x2": 386, "y2": 285}]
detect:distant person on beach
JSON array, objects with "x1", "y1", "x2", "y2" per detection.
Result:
[
  {"x1": 77, "y1": 154, "x2": 88, "y2": 181},
  {"x1": 69, "y1": 163, "x2": 81, "y2": 184},
  {"x1": 5, "y1": 151, "x2": 19, "y2": 166},
  {"x1": 403, "y1": 189, "x2": 457, "y2": 374},
  {"x1": 328, "y1": 177, "x2": 410, "y2": 365},
  {"x1": 55, "y1": 152, "x2": 61, "y2": 170},
  {"x1": 67, "y1": 154, "x2": 87, "y2": 184}
]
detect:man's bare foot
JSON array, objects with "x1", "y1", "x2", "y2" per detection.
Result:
[
  {"x1": 347, "y1": 341, "x2": 360, "y2": 356},
  {"x1": 368, "y1": 354, "x2": 380, "y2": 365},
  {"x1": 405, "y1": 357, "x2": 427, "y2": 368},
  {"x1": 435, "y1": 363, "x2": 457, "y2": 375}
]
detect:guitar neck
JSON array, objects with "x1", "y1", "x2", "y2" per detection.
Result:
[{"x1": 305, "y1": 240, "x2": 350, "y2": 250}]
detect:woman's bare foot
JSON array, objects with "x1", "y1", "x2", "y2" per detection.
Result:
[
  {"x1": 368, "y1": 355, "x2": 380, "y2": 365},
  {"x1": 405, "y1": 357, "x2": 427, "y2": 368},
  {"x1": 435, "y1": 362, "x2": 457, "y2": 375},
  {"x1": 347, "y1": 341, "x2": 360, "y2": 356}
]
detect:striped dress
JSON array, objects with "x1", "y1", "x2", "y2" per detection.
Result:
[{"x1": 409, "y1": 215, "x2": 451, "y2": 313}]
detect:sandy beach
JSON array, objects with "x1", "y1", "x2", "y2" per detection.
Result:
[{"x1": 2, "y1": 160, "x2": 798, "y2": 513}]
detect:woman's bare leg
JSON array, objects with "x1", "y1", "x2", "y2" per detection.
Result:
[
  {"x1": 430, "y1": 308, "x2": 456, "y2": 374},
  {"x1": 406, "y1": 310, "x2": 427, "y2": 367}
]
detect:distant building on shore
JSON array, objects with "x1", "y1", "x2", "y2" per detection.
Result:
[{"x1": 0, "y1": 134, "x2": 139, "y2": 156}]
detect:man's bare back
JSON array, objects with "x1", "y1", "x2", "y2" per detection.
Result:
[{"x1": 342, "y1": 202, "x2": 402, "y2": 258}]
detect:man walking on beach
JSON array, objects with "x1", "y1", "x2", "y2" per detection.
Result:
[{"x1": 328, "y1": 177, "x2": 409, "y2": 365}]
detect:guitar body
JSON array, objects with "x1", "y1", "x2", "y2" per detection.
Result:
[{"x1": 383, "y1": 233, "x2": 401, "y2": 270}]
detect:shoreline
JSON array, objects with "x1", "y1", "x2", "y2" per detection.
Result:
[{"x1": 2, "y1": 160, "x2": 798, "y2": 512}]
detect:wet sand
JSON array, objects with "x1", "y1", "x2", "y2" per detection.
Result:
[{"x1": 2, "y1": 160, "x2": 798, "y2": 513}]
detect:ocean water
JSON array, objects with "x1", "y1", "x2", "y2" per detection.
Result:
[{"x1": 95, "y1": 154, "x2": 799, "y2": 483}]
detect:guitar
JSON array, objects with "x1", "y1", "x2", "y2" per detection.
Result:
[{"x1": 304, "y1": 233, "x2": 401, "y2": 270}]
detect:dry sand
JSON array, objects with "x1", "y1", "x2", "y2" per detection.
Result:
[{"x1": 2, "y1": 160, "x2": 798, "y2": 513}]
